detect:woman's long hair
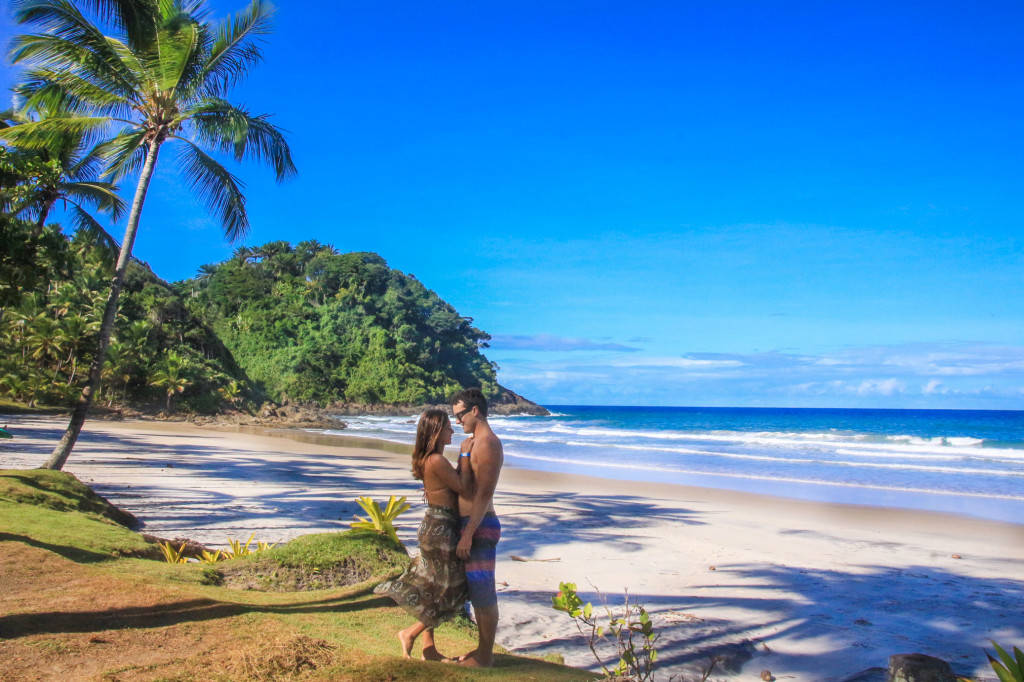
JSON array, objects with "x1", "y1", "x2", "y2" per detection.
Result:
[{"x1": 412, "y1": 409, "x2": 450, "y2": 481}]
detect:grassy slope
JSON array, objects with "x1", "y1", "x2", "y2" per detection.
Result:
[{"x1": 0, "y1": 470, "x2": 590, "y2": 681}]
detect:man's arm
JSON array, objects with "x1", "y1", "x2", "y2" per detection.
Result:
[{"x1": 456, "y1": 438, "x2": 499, "y2": 559}]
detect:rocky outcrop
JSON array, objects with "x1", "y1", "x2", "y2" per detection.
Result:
[
  {"x1": 327, "y1": 384, "x2": 549, "y2": 417},
  {"x1": 887, "y1": 654, "x2": 956, "y2": 682},
  {"x1": 489, "y1": 385, "x2": 550, "y2": 416},
  {"x1": 94, "y1": 383, "x2": 547, "y2": 427}
]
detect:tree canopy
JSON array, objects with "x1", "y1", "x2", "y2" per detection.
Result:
[{"x1": 181, "y1": 240, "x2": 499, "y2": 405}]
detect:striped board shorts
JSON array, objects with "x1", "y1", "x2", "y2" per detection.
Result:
[{"x1": 460, "y1": 512, "x2": 501, "y2": 609}]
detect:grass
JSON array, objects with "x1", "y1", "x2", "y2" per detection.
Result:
[
  {"x1": 0, "y1": 469, "x2": 150, "y2": 562},
  {"x1": 217, "y1": 530, "x2": 411, "y2": 591},
  {"x1": 0, "y1": 398, "x2": 69, "y2": 416},
  {"x1": 0, "y1": 469, "x2": 592, "y2": 681}
]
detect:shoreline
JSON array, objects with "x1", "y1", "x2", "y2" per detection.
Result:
[
  {"x1": 317, "y1": 427, "x2": 1024, "y2": 525},
  {"x1": 2, "y1": 415, "x2": 1022, "y2": 680}
]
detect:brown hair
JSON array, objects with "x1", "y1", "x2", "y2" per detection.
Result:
[
  {"x1": 449, "y1": 386, "x2": 488, "y2": 418},
  {"x1": 411, "y1": 409, "x2": 450, "y2": 480}
]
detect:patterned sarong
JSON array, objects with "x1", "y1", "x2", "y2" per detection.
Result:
[{"x1": 374, "y1": 505, "x2": 468, "y2": 628}]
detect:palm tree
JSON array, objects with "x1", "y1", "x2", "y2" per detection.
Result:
[
  {"x1": 2, "y1": 0, "x2": 295, "y2": 469},
  {"x1": 1, "y1": 106, "x2": 126, "y2": 241},
  {"x1": 149, "y1": 352, "x2": 188, "y2": 412}
]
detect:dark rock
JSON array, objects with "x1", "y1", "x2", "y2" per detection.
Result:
[
  {"x1": 887, "y1": 654, "x2": 956, "y2": 682},
  {"x1": 841, "y1": 668, "x2": 887, "y2": 682}
]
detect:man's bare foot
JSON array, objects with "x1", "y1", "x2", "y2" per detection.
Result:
[
  {"x1": 456, "y1": 649, "x2": 477, "y2": 662},
  {"x1": 397, "y1": 628, "x2": 416, "y2": 658},
  {"x1": 421, "y1": 645, "x2": 446, "y2": 662},
  {"x1": 458, "y1": 653, "x2": 493, "y2": 668}
]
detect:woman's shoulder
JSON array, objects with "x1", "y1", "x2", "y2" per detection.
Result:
[{"x1": 424, "y1": 452, "x2": 451, "y2": 469}]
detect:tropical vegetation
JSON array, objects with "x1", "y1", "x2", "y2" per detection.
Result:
[
  {"x1": 0, "y1": 215, "x2": 248, "y2": 414},
  {"x1": 0, "y1": 226, "x2": 503, "y2": 414},
  {"x1": 1, "y1": 0, "x2": 296, "y2": 469},
  {"x1": 178, "y1": 240, "x2": 500, "y2": 405}
]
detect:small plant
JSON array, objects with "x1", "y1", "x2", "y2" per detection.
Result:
[
  {"x1": 158, "y1": 540, "x2": 188, "y2": 564},
  {"x1": 224, "y1": 533, "x2": 257, "y2": 558},
  {"x1": 552, "y1": 581, "x2": 658, "y2": 681},
  {"x1": 350, "y1": 495, "x2": 410, "y2": 545},
  {"x1": 959, "y1": 642, "x2": 1024, "y2": 682},
  {"x1": 199, "y1": 549, "x2": 223, "y2": 564},
  {"x1": 985, "y1": 641, "x2": 1024, "y2": 682}
]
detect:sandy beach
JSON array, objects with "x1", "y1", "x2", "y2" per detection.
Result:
[{"x1": 1, "y1": 415, "x2": 1022, "y2": 681}]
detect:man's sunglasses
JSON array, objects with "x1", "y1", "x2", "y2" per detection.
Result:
[{"x1": 453, "y1": 406, "x2": 473, "y2": 421}]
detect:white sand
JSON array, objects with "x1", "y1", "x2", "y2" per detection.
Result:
[{"x1": 2, "y1": 415, "x2": 1022, "y2": 681}]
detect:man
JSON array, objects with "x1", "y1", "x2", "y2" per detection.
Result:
[{"x1": 451, "y1": 387, "x2": 503, "y2": 668}]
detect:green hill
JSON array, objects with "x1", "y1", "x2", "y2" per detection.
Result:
[
  {"x1": 1, "y1": 220, "x2": 538, "y2": 414},
  {"x1": 180, "y1": 241, "x2": 500, "y2": 407}
]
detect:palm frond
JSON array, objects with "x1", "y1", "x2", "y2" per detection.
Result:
[
  {"x1": 64, "y1": 180, "x2": 127, "y2": 221},
  {"x1": 150, "y1": 10, "x2": 203, "y2": 93},
  {"x1": 16, "y1": 68, "x2": 133, "y2": 117},
  {"x1": 93, "y1": 129, "x2": 147, "y2": 182},
  {"x1": 73, "y1": 0, "x2": 160, "y2": 50},
  {"x1": 0, "y1": 116, "x2": 111, "y2": 151},
  {"x1": 12, "y1": 1, "x2": 141, "y2": 93},
  {"x1": 172, "y1": 137, "x2": 248, "y2": 241},
  {"x1": 0, "y1": 110, "x2": 31, "y2": 128},
  {"x1": 10, "y1": 33, "x2": 140, "y2": 99},
  {"x1": 188, "y1": 99, "x2": 295, "y2": 180},
  {"x1": 67, "y1": 138, "x2": 108, "y2": 179},
  {"x1": 191, "y1": 0, "x2": 271, "y2": 98},
  {"x1": 67, "y1": 202, "x2": 121, "y2": 252}
]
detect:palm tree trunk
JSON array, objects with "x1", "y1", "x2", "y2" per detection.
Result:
[{"x1": 43, "y1": 139, "x2": 163, "y2": 470}]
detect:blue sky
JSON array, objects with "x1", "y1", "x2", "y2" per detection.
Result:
[{"x1": 3, "y1": 1, "x2": 1023, "y2": 409}]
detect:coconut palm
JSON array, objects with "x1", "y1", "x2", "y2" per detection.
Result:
[
  {"x1": 3, "y1": 0, "x2": 295, "y2": 469},
  {"x1": 149, "y1": 352, "x2": 188, "y2": 412},
  {"x1": 1, "y1": 106, "x2": 126, "y2": 242}
]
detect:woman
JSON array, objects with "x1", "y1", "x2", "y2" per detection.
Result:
[{"x1": 374, "y1": 409, "x2": 474, "y2": 660}]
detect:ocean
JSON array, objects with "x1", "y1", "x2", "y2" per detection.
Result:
[{"x1": 327, "y1": 406, "x2": 1024, "y2": 524}]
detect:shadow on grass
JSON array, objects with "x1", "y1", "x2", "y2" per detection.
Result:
[
  {"x1": 0, "y1": 587, "x2": 397, "y2": 638},
  {"x1": 0, "y1": 531, "x2": 113, "y2": 563}
]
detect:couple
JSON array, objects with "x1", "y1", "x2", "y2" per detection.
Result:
[{"x1": 374, "y1": 387, "x2": 504, "y2": 667}]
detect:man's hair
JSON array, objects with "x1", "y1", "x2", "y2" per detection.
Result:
[{"x1": 450, "y1": 387, "x2": 488, "y2": 418}]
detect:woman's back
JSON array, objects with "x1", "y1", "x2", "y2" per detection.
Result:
[{"x1": 422, "y1": 453, "x2": 459, "y2": 510}]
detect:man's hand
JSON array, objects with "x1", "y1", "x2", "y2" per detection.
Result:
[{"x1": 457, "y1": 531, "x2": 473, "y2": 560}]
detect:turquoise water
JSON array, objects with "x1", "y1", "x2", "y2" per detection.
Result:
[{"x1": 332, "y1": 406, "x2": 1024, "y2": 524}]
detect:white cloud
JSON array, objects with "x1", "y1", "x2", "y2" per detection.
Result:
[
  {"x1": 488, "y1": 341, "x2": 1024, "y2": 408},
  {"x1": 853, "y1": 379, "x2": 905, "y2": 396},
  {"x1": 611, "y1": 357, "x2": 744, "y2": 369}
]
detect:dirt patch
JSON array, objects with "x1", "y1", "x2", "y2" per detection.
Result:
[
  {"x1": 134, "y1": 533, "x2": 213, "y2": 560},
  {"x1": 0, "y1": 541, "x2": 254, "y2": 680},
  {"x1": 233, "y1": 634, "x2": 336, "y2": 680}
]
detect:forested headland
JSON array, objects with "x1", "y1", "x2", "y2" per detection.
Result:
[{"x1": 1, "y1": 214, "x2": 541, "y2": 416}]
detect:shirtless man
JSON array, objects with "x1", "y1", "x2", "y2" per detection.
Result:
[{"x1": 451, "y1": 387, "x2": 503, "y2": 668}]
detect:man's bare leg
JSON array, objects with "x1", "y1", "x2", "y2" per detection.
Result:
[
  {"x1": 459, "y1": 606, "x2": 498, "y2": 667},
  {"x1": 420, "y1": 628, "x2": 447, "y2": 661},
  {"x1": 398, "y1": 622, "x2": 428, "y2": 658}
]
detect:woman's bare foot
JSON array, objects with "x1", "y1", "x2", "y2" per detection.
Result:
[
  {"x1": 397, "y1": 628, "x2": 416, "y2": 658},
  {"x1": 421, "y1": 645, "x2": 446, "y2": 661}
]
